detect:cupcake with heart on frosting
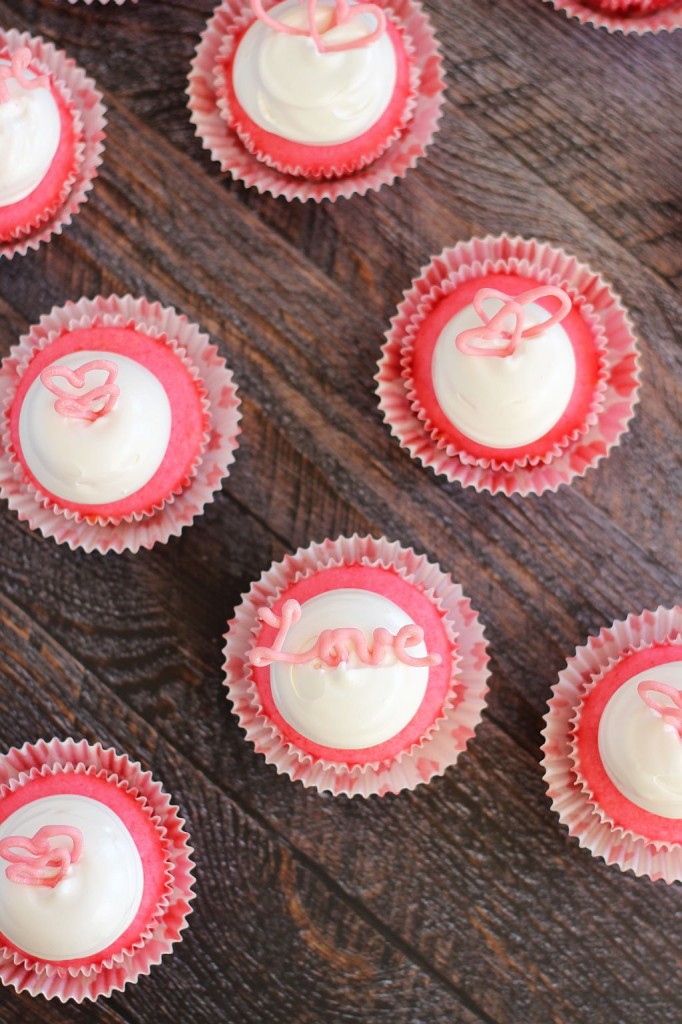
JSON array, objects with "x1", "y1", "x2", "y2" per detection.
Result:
[
  {"x1": 542, "y1": 606, "x2": 682, "y2": 883},
  {"x1": 189, "y1": 0, "x2": 444, "y2": 200},
  {"x1": 376, "y1": 234, "x2": 641, "y2": 496},
  {"x1": 0, "y1": 737, "x2": 195, "y2": 1001},
  {"x1": 0, "y1": 295, "x2": 241, "y2": 553},
  {"x1": 0, "y1": 31, "x2": 106, "y2": 259},
  {"x1": 224, "y1": 534, "x2": 490, "y2": 797}
]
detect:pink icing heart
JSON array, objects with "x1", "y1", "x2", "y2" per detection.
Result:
[
  {"x1": 638, "y1": 680, "x2": 682, "y2": 738},
  {"x1": 40, "y1": 359, "x2": 120, "y2": 422},
  {"x1": 250, "y1": 0, "x2": 386, "y2": 54},
  {"x1": 0, "y1": 47, "x2": 49, "y2": 106},
  {"x1": 455, "y1": 285, "x2": 573, "y2": 359},
  {"x1": 0, "y1": 825, "x2": 83, "y2": 888}
]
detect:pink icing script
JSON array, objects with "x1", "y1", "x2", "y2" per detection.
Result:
[
  {"x1": 249, "y1": 598, "x2": 442, "y2": 669},
  {"x1": 0, "y1": 48, "x2": 49, "y2": 105},
  {"x1": 250, "y1": 0, "x2": 387, "y2": 54},
  {"x1": 0, "y1": 825, "x2": 83, "y2": 888},
  {"x1": 455, "y1": 285, "x2": 572, "y2": 359},
  {"x1": 40, "y1": 359, "x2": 120, "y2": 422},
  {"x1": 638, "y1": 680, "x2": 682, "y2": 739}
]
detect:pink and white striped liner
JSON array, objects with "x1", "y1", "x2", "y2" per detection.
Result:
[
  {"x1": 187, "y1": 0, "x2": 444, "y2": 202},
  {"x1": 376, "y1": 234, "x2": 641, "y2": 496},
  {"x1": 0, "y1": 295, "x2": 242, "y2": 553},
  {"x1": 223, "y1": 534, "x2": 490, "y2": 797},
  {"x1": 0, "y1": 738, "x2": 195, "y2": 1002},
  {"x1": 541, "y1": 606, "x2": 682, "y2": 883},
  {"x1": 542, "y1": 0, "x2": 682, "y2": 33},
  {"x1": 0, "y1": 30, "x2": 106, "y2": 260}
]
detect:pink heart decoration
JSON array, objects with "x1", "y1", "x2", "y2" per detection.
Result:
[
  {"x1": 638, "y1": 680, "x2": 682, "y2": 738},
  {"x1": 250, "y1": 0, "x2": 386, "y2": 54},
  {"x1": 455, "y1": 285, "x2": 573, "y2": 359},
  {"x1": 0, "y1": 825, "x2": 83, "y2": 888},
  {"x1": 40, "y1": 359, "x2": 120, "y2": 422},
  {"x1": 0, "y1": 48, "x2": 49, "y2": 106}
]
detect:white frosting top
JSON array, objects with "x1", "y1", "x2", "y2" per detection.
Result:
[
  {"x1": 19, "y1": 351, "x2": 172, "y2": 505},
  {"x1": 598, "y1": 660, "x2": 682, "y2": 819},
  {"x1": 432, "y1": 298, "x2": 576, "y2": 448},
  {"x1": 233, "y1": 0, "x2": 397, "y2": 145},
  {"x1": 0, "y1": 794, "x2": 144, "y2": 960},
  {"x1": 0, "y1": 63, "x2": 61, "y2": 208},
  {"x1": 270, "y1": 589, "x2": 429, "y2": 748}
]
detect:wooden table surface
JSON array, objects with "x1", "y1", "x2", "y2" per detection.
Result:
[{"x1": 0, "y1": 0, "x2": 680, "y2": 1021}]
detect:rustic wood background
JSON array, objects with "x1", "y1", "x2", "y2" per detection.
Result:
[{"x1": 0, "y1": 0, "x2": 680, "y2": 1021}]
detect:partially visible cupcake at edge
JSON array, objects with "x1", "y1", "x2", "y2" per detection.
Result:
[
  {"x1": 0, "y1": 295, "x2": 241, "y2": 553},
  {"x1": 223, "y1": 534, "x2": 490, "y2": 797},
  {"x1": 0, "y1": 31, "x2": 106, "y2": 256}
]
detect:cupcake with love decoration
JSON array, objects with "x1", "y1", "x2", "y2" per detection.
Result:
[
  {"x1": 542, "y1": 606, "x2": 682, "y2": 883},
  {"x1": 376, "y1": 234, "x2": 641, "y2": 496},
  {"x1": 542, "y1": 0, "x2": 682, "y2": 34},
  {"x1": 223, "y1": 535, "x2": 490, "y2": 797},
  {"x1": 0, "y1": 31, "x2": 106, "y2": 259},
  {"x1": 0, "y1": 738, "x2": 195, "y2": 1001},
  {"x1": 0, "y1": 295, "x2": 241, "y2": 553},
  {"x1": 188, "y1": 0, "x2": 444, "y2": 201}
]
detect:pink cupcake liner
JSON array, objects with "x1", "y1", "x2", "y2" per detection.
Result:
[
  {"x1": 541, "y1": 606, "x2": 682, "y2": 883},
  {"x1": 376, "y1": 234, "x2": 641, "y2": 496},
  {"x1": 0, "y1": 738, "x2": 195, "y2": 1001},
  {"x1": 542, "y1": 0, "x2": 682, "y2": 33},
  {"x1": 0, "y1": 295, "x2": 242, "y2": 553},
  {"x1": 0, "y1": 31, "x2": 106, "y2": 261},
  {"x1": 188, "y1": 0, "x2": 444, "y2": 202},
  {"x1": 224, "y1": 534, "x2": 490, "y2": 797}
]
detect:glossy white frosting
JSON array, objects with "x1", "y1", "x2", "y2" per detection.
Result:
[
  {"x1": 270, "y1": 588, "x2": 430, "y2": 748},
  {"x1": 0, "y1": 794, "x2": 144, "y2": 960},
  {"x1": 0, "y1": 63, "x2": 60, "y2": 208},
  {"x1": 19, "y1": 350, "x2": 172, "y2": 505},
  {"x1": 598, "y1": 661, "x2": 682, "y2": 819},
  {"x1": 432, "y1": 298, "x2": 576, "y2": 448},
  {"x1": 233, "y1": 0, "x2": 397, "y2": 145}
]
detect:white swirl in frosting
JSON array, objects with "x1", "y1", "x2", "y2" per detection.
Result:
[
  {"x1": 0, "y1": 63, "x2": 60, "y2": 207},
  {"x1": 233, "y1": 0, "x2": 397, "y2": 145}
]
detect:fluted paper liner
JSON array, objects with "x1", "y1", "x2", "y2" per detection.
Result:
[
  {"x1": 0, "y1": 295, "x2": 242, "y2": 553},
  {"x1": 0, "y1": 30, "x2": 106, "y2": 261},
  {"x1": 0, "y1": 738, "x2": 195, "y2": 1001},
  {"x1": 376, "y1": 234, "x2": 641, "y2": 496},
  {"x1": 541, "y1": 606, "x2": 682, "y2": 883},
  {"x1": 188, "y1": 0, "x2": 444, "y2": 202},
  {"x1": 223, "y1": 534, "x2": 490, "y2": 797},
  {"x1": 543, "y1": 0, "x2": 682, "y2": 34}
]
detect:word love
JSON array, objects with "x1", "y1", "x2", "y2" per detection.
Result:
[
  {"x1": 250, "y1": 0, "x2": 386, "y2": 54},
  {"x1": 455, "y1": 285, "x2": 572, "y2": 359},
  {"x1": 41, "y1": 360, "x2": 120, "y2": 422},
  {"x1": 249, "y1": 599, "x2": 442, "y2": 669},
  {"x1": 0, "y1": 826, "x2": 83, "y2": 888},
  {"x1": 638, "y1": 680, "x2": 682, "y2": 739},
  {"x1": 0, "y1": 48, "x2": 49, "y2": 106}
]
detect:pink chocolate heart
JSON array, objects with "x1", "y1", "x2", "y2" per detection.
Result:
[
  {"x1": 0, "y1": 825, "x2": 83, "y2": 888},
  {"x1": 455, "y1": 285, "x2": 572, "y2": 359},
  {"x1": 40, "y1": 359, "x2": 120, "y2": 422},
  {"x1": 638, "y1": 680, "x2": 682, "y2": 738},
  {"x1": 250, "y1": 0, "x2": 386, "y2": 54}
]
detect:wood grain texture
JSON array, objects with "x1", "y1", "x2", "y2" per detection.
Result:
[{"x1": 0, "y1": 1, "x2": 680, "y2": 1022}]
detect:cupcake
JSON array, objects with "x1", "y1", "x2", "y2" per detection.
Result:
[
  {"x1": 0, "y1": 295, "x2": 242, "y2": 553},
  {"x1": 224, "y1": 535, "x2": 490, "y2": 797},
  {"x1": 542, "y1": 606, "x2": 682, "y2": 883},
  {"x1": 543, "y1": 0, "x2": 682, "y2": 32},
  {"x1": 189, "y1": 0, "x2": 444, "y2": 201},
  {"x1": 0, "y1": 738, "x2": 195, "y2": 1001},
  {"x1": 0, "y1": 31, "x2": 106, "y2": 259},
  {"x1": 376, "y1": 235, "x2": 641, "y2": 496}
]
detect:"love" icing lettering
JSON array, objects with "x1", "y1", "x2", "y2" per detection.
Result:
[
  {"x1": 250, "y1": 0, "x2": 387, "y2": 54},
  {"x1": 40, "y1": 360, "x2": 120, "y2": 422},
  {"x1": 249, "y1": 598, "x2": 442, "y2": 669},
  {"x1": 638, "y1": 680, "x2": 682, "y2": 739},
  {"x1": 0, "y1": 48, "x2": 49, "y2": 105},
  {"x1": 0, "y1": 825, "x2": 83, "y2": 888},
  {"x1": 455, "y1": 285, "x2": 572, "y2": 359}
]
